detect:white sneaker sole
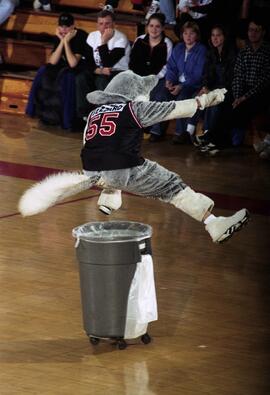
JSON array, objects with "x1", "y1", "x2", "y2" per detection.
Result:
[
  {"x1": 217, "y1": 209, "x2": 250, "y2": 243},
  {"x1": 99, "y1": 205, "x2": 113, "y2": 215}
]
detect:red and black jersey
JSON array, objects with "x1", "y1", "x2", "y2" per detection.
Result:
[{"x1": 81, "y1": 102, "x2": 145, "y2": 171}]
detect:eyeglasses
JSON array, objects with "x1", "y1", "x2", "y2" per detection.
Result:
[{"x1": 248, "y1": 27, "x2": 262, "y2": 33}]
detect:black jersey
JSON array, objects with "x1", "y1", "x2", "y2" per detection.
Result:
[{"x1": 81, "y1": 102, "x2": 145, "y2": 171}]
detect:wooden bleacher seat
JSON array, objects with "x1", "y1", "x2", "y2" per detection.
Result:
[
  {"x1": 54, "y1": 0, "x2": 144, "y2": 16},
  {"x1": 0, "y1": 9, "x2": 138, "y2": 42},
  {"x1": 0, "y1": 71, "x2": 35, "y2": 114},
  {"x1": 0, "y1": 38, "x2": 52, "y2": 68}
]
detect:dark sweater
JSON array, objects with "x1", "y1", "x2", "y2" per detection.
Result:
[{"x1": 129, "y1": 34, "x2": 169, "y2": 76}]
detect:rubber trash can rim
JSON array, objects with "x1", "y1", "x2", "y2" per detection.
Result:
[{"x1": 72, "y1": 220, "x2": 152, "y2": 243}]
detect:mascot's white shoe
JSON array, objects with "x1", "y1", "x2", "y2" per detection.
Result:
[
  {"x1": 206, "y1": 209, "x2": 250, "y2": 243},
  {"x1": 98, "y1": 189, "x2": 122, "y2": 215}
]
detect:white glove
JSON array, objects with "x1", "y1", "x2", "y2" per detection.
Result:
[{"x1": 196, "y1": 88, "x2": 227, "y2": 110}]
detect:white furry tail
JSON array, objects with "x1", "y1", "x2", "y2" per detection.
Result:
[{"x1": 18, "y1": 171, "x2": 93, "y2": 217}]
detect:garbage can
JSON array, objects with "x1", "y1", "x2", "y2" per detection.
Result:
[{"x1": 72, "y1": 220, "x2": 158, "y2": 349}]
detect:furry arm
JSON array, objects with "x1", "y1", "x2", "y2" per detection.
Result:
[{"x1": 132, "y1": 89, "x2": 226, "y2": 128}]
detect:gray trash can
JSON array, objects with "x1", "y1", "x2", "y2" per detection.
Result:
[{"x1": 72, "y1": 220, "x2": 157, "y2": 349}]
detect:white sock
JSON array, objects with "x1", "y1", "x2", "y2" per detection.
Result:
[
  {"x1": 204, "y1": 214, "x2": 216, "y2": 225},
  {"x1": 186, "y1": 124, "x2": 195, "y2": 135}
]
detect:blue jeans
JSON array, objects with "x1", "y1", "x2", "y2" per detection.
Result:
[
  {"x1": 150, "y1": 83, "x2": 200, "y2": 136},
  {"x1": 149, "y1": 78, "x2": 168, "y2": 136},
  {"x1": 0, "y1": 0, "x2": 19, "y2": 25},
  {"x1": 159, "y1": 0, "x2": 176, "y2": 23},
  {"x1": 203, "y1": 105, "x2": 221, "y2": 132}
]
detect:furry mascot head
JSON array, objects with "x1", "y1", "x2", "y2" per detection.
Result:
[
  {"x1": 86, "y1": 70, "x2": 158, "y2": 104},
  {"x1": 18, "y1": 71, "x2": 159, "y2": 216}
]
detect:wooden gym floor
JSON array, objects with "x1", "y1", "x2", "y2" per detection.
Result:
[{"x1": 0, "y1": 113, "x2": 269, "y2": 395}]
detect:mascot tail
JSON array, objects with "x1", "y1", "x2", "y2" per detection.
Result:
[{"x1": 18, "y1": 171, "x2": 93, "y2": 217}]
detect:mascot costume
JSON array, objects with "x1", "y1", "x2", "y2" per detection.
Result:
[{"x1": 19, "y1": 71, "x2": 249, "y2": 243}]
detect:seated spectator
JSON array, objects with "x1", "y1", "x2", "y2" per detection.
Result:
[
  {"x1": 230, "y1": 17, "x2": 270, "y2": 145},
  {"x1": 195, "y1": 24, "x2": 238, "y2": 154},
  {"x1": 0, "y1": 0, "x2": 19, "y2": 25},
  {"x1": 129, "y1": 12, "x2": 173, "y2": 141},
  {"x1": 199, "y1": 17, "x2": 270, "y2": 154},
  {"x1": 33, "y1": 0, "x2": 51, "y2": 11},
  {"x1": 86, "y1": 9, "x2": 131, "y2": 90},
  {"x1": 162, "y1": 21, "x2": 207, "y2": 144},
  {"x1": 26, "y1": 13, "x2": 96, "y2": 130}
]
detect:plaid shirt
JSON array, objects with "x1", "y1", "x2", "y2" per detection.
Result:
[{"x1": 232, "y1": 41, "x2": 270, "y2": 100}]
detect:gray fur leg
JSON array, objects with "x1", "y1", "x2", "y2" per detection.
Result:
[{"x1": 170, "y1": 187, "x2": 214, "y2": 222}]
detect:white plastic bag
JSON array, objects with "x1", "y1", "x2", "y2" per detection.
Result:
[{"x1": 124, "y1": 254, "x2": 158, "y2": 339}]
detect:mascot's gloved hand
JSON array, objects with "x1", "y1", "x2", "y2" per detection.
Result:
[{"x1": 196, "y1": 88, "x2": 227, "y2": 110}]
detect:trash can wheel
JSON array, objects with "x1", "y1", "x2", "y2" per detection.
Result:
[
  {"x1": 89, "y1": 336, "x2": 100, "y2": 346},
  {"x1": 141, "y1": 333, "x2": 151, "y2": 344},
  {"x1": 116, "y1": 338, "x2": 127, "y2": 350}
]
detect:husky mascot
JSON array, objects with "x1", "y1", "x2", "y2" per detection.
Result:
[{"x1": 19, "y1": 70, "x2": 249, "y2": 243}]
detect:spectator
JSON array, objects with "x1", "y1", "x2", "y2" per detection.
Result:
[
  {"x1": 26, "y1": 13, "x2": 95, "y2": 130},
  {"x1": 129, "y1": 12, "x2": 173, "y2": 141},
  {"x1": 165, "y1": 21, "x2": 207, "y2": 144},
  {"x1": 195, "y1": 24, "x2": 238, "y2": 154},
  {"x1": 86, "y1": 9, "x2": 130, "y2": 90},
  {"x1": 33, "y1": 0, "x2": 51, "y2": 11},
  {"x1": 200, "y1": 16, "x2": 270, "y2": 154},
  {"x1": 0, "y1": 0, "x2": 19, "y2": 25},
  {"x1": 230, "y1": 17, "x2": 270, "y2": 146}
]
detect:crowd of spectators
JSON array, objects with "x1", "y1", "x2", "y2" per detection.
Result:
[{"x1": 0, "y1": 0, "x2": 269, "y2": 158}]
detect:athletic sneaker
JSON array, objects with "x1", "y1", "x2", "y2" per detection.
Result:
[
  {"x1": 43, "y1": 3, "x2": 51, "y2": 11},
  {"x1": 33, "y1": 0, "x2": 51, "y2": 11},
  {"x1": 205, "y1": 208, "x2": 250, "y2": 243},
  {"x1": 145, "y1": 1, "x2": 160, "y2": 21},
  {"x1": 259, "y1": 147, "x2": 270, "y2": 160},
  {"x1": 103, "y1": 4, "x2": 114, "y2": 12},
  {"x1": 199, "y1": 142, "x2": 220, "y2": 156},
  {"x1": 33, "y1": 0, "x2": 42, "y2": 9},
  {"x1": 193, "y1": 134, "x2": 207, "y2": 147},
  {"x1": 253, "y1": 140, "x2": 269, "y2": 153}
]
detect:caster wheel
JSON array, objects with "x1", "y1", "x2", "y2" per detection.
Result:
[
  {"x1": 89, "y1": 336, "x2": 100, "y2": 345},
  {"x1": 141, "y1": 333, "x2": 151, "y2": 344},
  {"x1": 117, "y1": 339, "x2": 127, "y2": 350}
]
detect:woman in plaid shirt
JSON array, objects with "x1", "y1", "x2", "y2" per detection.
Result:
[{"x1": 231, "y1": 17, "x2": 270, "y2": 144}]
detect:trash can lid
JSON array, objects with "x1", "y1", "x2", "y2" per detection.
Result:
[{"x1": 72, "y1": 221, "x2": 152, "y2": 243}]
